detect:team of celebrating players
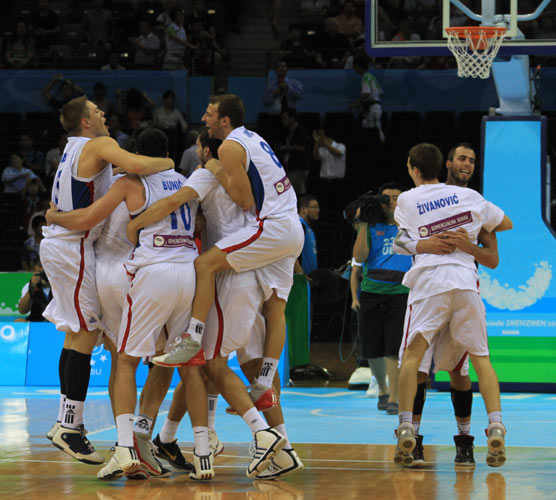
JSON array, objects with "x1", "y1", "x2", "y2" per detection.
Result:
[{"x1": 40, "y1": 92, "x2": 509, "y2": 482}]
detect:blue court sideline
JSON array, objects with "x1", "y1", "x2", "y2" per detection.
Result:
[{"x1": 1, "y1": 386, "x2": 555, "y2": 449}]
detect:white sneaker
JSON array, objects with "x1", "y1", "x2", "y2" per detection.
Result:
[
  {"x1": 208, "y1": 428, "x2": 224, "y2": 457},
  {"x1": 46, "y1": 421, "x2": 61, "y2": 440},
  {"x1": 97, "y1": 446, "x2": 141, "y2": 480},
  {"x1": 486, "y1": 422, "x2": 506, "y2": 468},
  {"x1": 365, "y1": 377, "x2": 379, "y2": 398},
  {"x1": 255, "y1": 448, "x2": 304, "y2": 479},
  {"x1": 246, "y1": 428, "x2": 286, "y2": 478},
  {"x1": 348, "y1": 367, "x2": 371, "y2": 385},
  {"x1": 189, "y1": 452, "x2": 214, "y2": 480},
  {"x1": 394, "y1": 422, "x2": 416, "y2": 467}
]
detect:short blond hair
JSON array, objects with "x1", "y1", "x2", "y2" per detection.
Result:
[{"x1": 60, "y1": 95, "x2": 90, "y2": 135}]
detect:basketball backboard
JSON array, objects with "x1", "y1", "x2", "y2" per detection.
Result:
[{"x1": 366, "y1": 0, "x2": 556, "y2": 57}]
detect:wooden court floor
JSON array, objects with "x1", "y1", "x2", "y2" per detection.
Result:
[{"x1": 1, "y1": 441, "x2": 555, "y2": 499}]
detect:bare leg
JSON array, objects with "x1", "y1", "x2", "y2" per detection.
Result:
[
  {"x1": 103, "y1": 336, "x2": 118, "y2": 421},
  {"x1": 262, "y1": 292, "x2": 286, "y2": 360},
  {"x1": 398, "y1": 335, "x2": 429, "y2": 414},
  {"x1": 114, "y1": 353, "x2": 141, "y2": 416},
  {"x1": 168, "y1": 380, "x2": 187, "y2": 422},
  {"x1": 177, "y1": 365, "x2": 208, "y2": 428},
  {"x1": 386, "y1": 356, "x2": 399, "y2": 403},
  {"x1": 139, "y1": 364, "x2": 174, "y2": 420},
  {"x1": 190, "y1": 246, "x2": 232, "y2": 324},
  {"x1": 469, "y1": 355, "x2": 501, "y2": 414}
]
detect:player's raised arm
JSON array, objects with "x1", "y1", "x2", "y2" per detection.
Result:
[
  {"x1": 127, "y1": 185, "x2": 199, "y2": 244},
  {"x1": 217, "y1": 140, "x2": 254, "y2": 211},
  {"x1": 87, "y1": 136, "x2": 174, "y2": 175},
  {"x1": 45, "y1": 176, "x2": 137, "y2": 231}
]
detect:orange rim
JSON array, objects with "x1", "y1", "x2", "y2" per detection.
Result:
[{"x1": 445, "y1": 26, "x2": 507, "y2": 40}]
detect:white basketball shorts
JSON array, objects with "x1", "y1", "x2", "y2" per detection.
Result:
[
  {"x1": 399, "y1": 289, "x2": 488, "y2": 373},
  {"x1": 215, "y1": 213, "x2": 303, "y2": 300},
  {"x1": 203, "y1": 269, "x2": 264, "y2": 360},
  {"x1": 40, "y1": 236, "x2": 101, "y2": 334},
  {"x1": 118, "y1": 261, "x2": 195, "y2": 358}
]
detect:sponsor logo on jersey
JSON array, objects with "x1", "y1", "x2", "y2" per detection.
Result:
[
  {"x1": 274, "y1": 175, "x2": 292, "y2": 195},
  {"x1": 418, "y1": 211, "x2": 472, "y2": 237},
  {"x1": 153, "y1": 234, "x2": 195, "y2": 248}
]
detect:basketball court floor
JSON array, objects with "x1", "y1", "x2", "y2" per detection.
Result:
[{"x1": 1, "y1": 386, "x2": 555, "y2": 499}]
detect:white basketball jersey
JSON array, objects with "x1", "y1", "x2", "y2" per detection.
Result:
[
  {"x1": 395, "y1": 183, "x2": 504, "y2": 291},
  {"x1": 185, "y1": 168, "x2": 255, "y2": 248},
  {"x1": 43, "y1": 136, "x2": 113, "y2": 242},
  {"x1": 226, "y1": 126, "x2": 298, "y2": 220},
  {"x1": 125, "y1": 170, "x2": 199, "y2": 273}
]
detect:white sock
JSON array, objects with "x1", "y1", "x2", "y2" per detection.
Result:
[
  {"x1": 159, "y1": 418, "x2": 180, "y2": 443},
  {"x1": 487, "y1": 411, "x2": 502, "y2": 425},
  {"x1": 273, "y1": 423, "x2": 291, "y2": 449},
  {"x1": 457, "y1": 420, "x2": 471, "y2": 435},
  {"x1": 412, "y1": 421, "x2": 421, "y2": 435},
  {"x1": 62, "y1": 398, "x2": 84, "y2": 429},
  {"x1": 193, "y1": 426, "x2": 209, "y2": 456},
  {"x1": 399, "y1": 411, "x2": 412, "y2": 425},
  {"x1": 116, "y1": 413, "x2": 135, "y2": 447},
  {"x1": 133, "y1": 413, "x2": 153, "y2": 436},
  {"x1": 186, "y1": 318, "x2": 205, "y2": 343},
  {"x1": 257, "y1": 357, "x2": 278, "y2": 388},
  {"x1": 57, "y1": 395, "x2": 66, "y2": 422},
  {"x1": 241, "y1": 407, "x2": 268, "y2": 434},
  {"x1": 207, "y1": 394, "x2": 218, "y2": 429}
]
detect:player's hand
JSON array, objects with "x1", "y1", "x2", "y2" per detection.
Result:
[
  {"x1": 438, "y1": 228, "x2": 472, "y2": 252},
  {"x1": 351, "y1": 298, "x2": 360, "y2": 311},
  {"x1": 127, "y1": 219, "x2": 140, "y2": 246},
  {"x1": 45, "y1": 201, "x2": 58, "y2": 225},
  {"x1": 418, "y1": 235, "x2": 456, "y2": 254},
  {"x1": 205, "y1": 158, "x2": 223, "y2": 177}
]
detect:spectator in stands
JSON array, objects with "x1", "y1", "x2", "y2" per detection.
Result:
[
  {"x1": 92, "y1": 81, "x2": 117, "y2": 115},
  {"x1": 29, "y1": 0, "x2": 60, "y2": 48},
  {"x1": 276, "y1": 108, "x2": 309, "y2": 195},
  {"x1": 188, "y1": 0, "x2": 217, "y2": 40},
  {"x1": 129, "y1": 19, "x2": 161, "y2": 67},
  {"x1": 300, "y1": 0, "x2": 331, "y2": 30},
  {"x1": 157, "y1": 0, "x2": 177, "y2": 29},
  {"x1": 153, "y1": 89, "x2": 188, "y2": 133},
  {"x1": 262, "y1": 59, "x2": 303, "y2": 115},
  {"x1": 294, "y1": 194, "x2": 320, "y2": 276},
  {"x1": 5, "y1": 21, "x2": 35, "y2": 69},
  {"x1": 108, "y1": 115, "x2": 130, "y2": 148},
  {"x1": 124, "y1": 87, "x2": 154, "y2": 133},
  {"x1": 279, "y1": 23, "x2": 314, "y2": 68},
  {"x1": 21, "y1": 177, "x2": 47, "y2": 230},
  {"x1": 26, "y1": 195, "x2": 50, "y2": 237},
  {"x1": 101, "y1": 52, "x2": 126, "y2": 71},
  {"x1": 42, "y1": 74, "x2": 85, "y2": 113},
  {"x1": 2, "y1": 153, "x2": 38, "y2": 194},
  {"x1": 82, "y1": 0, "x2": 115, "y2": 53},
  {"x1": 178, "y1": 129, "x2": 201, "y2": 177},
  {"x1": 163, "y1": 7, "x2": 199, "y2": 70},
  {"x1": 336, "y1": 0, "x2": 364, "y2": 41},
  {"x1": 344, "y1": 35, "x2": 366, "y2": 69},
  {"x1": 18, "y1": 133, "x2": 46, "y2": 178},
  {"x1": 314, "y1": 17, "x2": 352, "y2": 69},
  {"x1": 312, "y1": 128, "x2": 346, "y2": 187},
  {"x1": 351, "y1": 53, "x2": 385, "y2": 142},
  {"x1": 17, "y1": 260, "x2": 52, "y2": 321},
  {"x1": 45, "y1": 132, "x2": 68, "y2": 186}
]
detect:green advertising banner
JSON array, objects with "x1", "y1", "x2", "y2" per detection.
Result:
[{"x1": 0, "y1": 272, "x2": 33, "y2": 318}]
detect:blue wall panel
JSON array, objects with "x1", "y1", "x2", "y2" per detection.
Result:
[{"x1": 0, "y1": 323, "x2": 29, "y2": 385}]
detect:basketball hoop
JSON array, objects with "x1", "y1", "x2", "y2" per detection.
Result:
[{"x1": 445, "y1": 26, "x2": 507, "y2": 79}]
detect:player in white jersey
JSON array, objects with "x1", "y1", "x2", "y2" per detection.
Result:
[
  {"x1": 392, "y1": 143, "x2": 512, "y2": 468},
  {"x1": 153, "y1": 94, "x2": 304, "y2": 412},
  {"x1": 394, "y1": 143, "x2": 500, "y2": 468},
  {"x1": 129, "y1": 128, "x2": 301, "y2": 478},
  {"x1": 40, "y1": 96, "x2": 174, "y2": 466},
  {"x1": 46, "y1": 128, "x2": 212, "y2": 481}
]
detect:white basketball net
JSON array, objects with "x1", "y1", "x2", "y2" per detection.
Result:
[{"x1": 446, "y1": 28, "x2": 506, "y2": 79}]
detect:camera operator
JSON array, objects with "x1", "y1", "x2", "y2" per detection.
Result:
[
  {"x1": 17, "y1": 262, "x2": 52, "y2": 322},
  {"x1": 350, "y1": 182, "x2": 411, "y2": 415}
]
